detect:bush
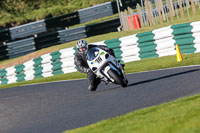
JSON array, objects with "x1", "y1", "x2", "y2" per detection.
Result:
[{"x1": 0, "y1": 0, "x2": 114, "y2": 28}]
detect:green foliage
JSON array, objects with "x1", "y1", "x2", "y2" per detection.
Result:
[{"x1": 0, "y1": 0, "x2": 114, "y2": 27}]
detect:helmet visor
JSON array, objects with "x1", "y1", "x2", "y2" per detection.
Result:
[{"x1": 78, "y1": 47, "x2": 86, "y2": 52}]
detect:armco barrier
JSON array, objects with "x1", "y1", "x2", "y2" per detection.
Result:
[
  {"x1": 86, "y1": 18, "x2": 120, "y2": 37},
  {"x1": 78, "y1": 2, "x2": 113, "y2": 23},
  {"x1": 1, "y1": 21, "x2": 200, "y2": 85},
  {"x1": 34, "y1": 31, "x2": 60, "y2": 50},
  {"x1": 45, "y1": 12, "x2": 80, "y2": 31},
  {"x1": 7, "y1": 37, "x2": 36, "y2": 59},
  {"x1": 9, "y1": 20, "x2": 46, "y2": 40},
  {"x1": 0, "y1": 0, "x2": 136, "y2": 42},
  {"x1": 58, "y1": 26, "x2": 87, "y2": 44},
  {"x1": 4, "y1": 18, "x2": 119, "y2": 59}
]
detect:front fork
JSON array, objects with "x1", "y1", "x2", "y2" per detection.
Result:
[{"x1": 101, "y1": 62, "x2": 122, "y2": 82}]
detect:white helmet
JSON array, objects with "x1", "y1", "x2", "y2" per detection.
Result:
[{"x1": 76, "y1": 40, "x2": 88, "y2": 54}]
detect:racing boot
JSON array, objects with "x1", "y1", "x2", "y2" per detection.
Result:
[
  {"x1": 102, "y1": 77, "x2": 109, "y2": 85},
  {"x1": 121, "y1": 64, "x2": 125, "y2": 70}
]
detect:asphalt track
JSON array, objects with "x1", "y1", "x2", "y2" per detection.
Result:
[{"x1": 0, "y1": 65, "x2": 200, "y2": 133}]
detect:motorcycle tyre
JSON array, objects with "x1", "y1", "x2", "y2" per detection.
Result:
[{"x1": 108, "y1": 69, "x2": 127, "y2": 87}]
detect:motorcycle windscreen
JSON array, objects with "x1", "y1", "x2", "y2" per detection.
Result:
[{"x1": 87, "y1": 48, "x2": 99, "y2": 61}]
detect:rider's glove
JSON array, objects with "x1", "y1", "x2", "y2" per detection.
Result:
[{"x1": 86, "y1": 68, "x2": 91, "y2": 73}]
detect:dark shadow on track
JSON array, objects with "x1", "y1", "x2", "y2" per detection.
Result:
[{"x1": 128, "y1": 69, "x2": 200, "y2": 87}]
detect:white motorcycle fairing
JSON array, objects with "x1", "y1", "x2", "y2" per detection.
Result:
[{"x1": 87, "y1": 47, "x2": 128, "y2": 87}]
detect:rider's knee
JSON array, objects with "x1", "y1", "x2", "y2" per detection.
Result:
[{"x1": 88, "y1": 85, "x2": 97, "y2": 91}]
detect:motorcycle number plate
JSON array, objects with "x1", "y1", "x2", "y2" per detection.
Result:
[{"x1": 95, "y1": 56, "x2": 102, "y2": 63}]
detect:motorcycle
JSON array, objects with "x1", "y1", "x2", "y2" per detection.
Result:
[{"x1": 87, "y1": 47, "x2": 128, "y2": 87}]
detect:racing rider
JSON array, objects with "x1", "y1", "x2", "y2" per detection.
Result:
[{"x1": 74, "y1": 39, "x2": 119, "y2": 91}]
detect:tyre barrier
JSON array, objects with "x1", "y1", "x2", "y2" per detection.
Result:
[{"x1": 1, "y1": 21, "x2": 200, "y2": 85}]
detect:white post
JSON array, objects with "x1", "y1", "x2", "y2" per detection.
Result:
[{"x1": 116, "y1": 0, "x2": 123, "y2": 31}]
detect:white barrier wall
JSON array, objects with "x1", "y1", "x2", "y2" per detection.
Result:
[{"x1": 1, "y1": 21, "x2": 200, "y2": 85}]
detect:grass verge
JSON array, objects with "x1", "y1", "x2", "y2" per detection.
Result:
[
  {"x1": 63, "y1": 94, "x2": 200, "y2": 133},
  {"x1": 1, "y1": 52, "x2": 200, "y2": 89}
]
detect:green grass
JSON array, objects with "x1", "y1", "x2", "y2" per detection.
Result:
[
  {"x1": 125, "y1": 53, "x2": 200, "y2": 73},
  {"x1": 63, "y1": 94, "x2": 200, "y2": 133},
  {"x1": 1, "y1": 52, "x2": 200, "y2": 89}
]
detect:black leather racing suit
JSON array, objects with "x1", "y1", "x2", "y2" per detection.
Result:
[{"x1": 74, "y1": 44, "x2": 115, "y2": 91}]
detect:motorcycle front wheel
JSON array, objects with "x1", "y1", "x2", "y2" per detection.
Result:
[{"x1": 107, "y1": 69, "x2": 127, "y2": 87}]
